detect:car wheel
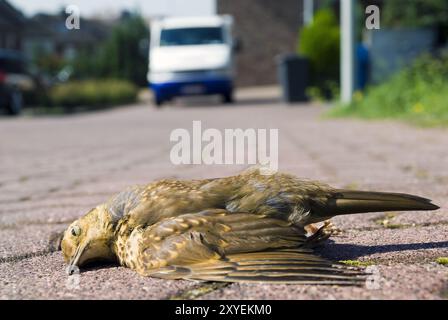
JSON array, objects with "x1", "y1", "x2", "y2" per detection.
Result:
[
  {"x1": 154, "y1": 95, "x2": 164, "y2": 108},
  {"x1": 222, "y1": 90, "x2": 234, "y2": 104},
  {"x1": 7, "y1": 90, "x2": 23, "y2": 115},
  {"x1": 155, "y1": 99, "x2": 163, "y2": 107}
]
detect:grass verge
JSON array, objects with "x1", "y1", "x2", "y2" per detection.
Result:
[{"x1": 327, "y1": 53, "x2": 448, "y2": 127}]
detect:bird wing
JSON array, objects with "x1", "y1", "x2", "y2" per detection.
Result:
[{"x1": 134, "y1": 209, "x2": 365, "y2": 285}]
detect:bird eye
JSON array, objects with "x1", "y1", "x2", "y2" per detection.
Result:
[{"x1": 71, "y1": 226, "x2": 81, "y2": 237}]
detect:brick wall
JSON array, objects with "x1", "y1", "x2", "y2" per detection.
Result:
[{"x1": 217, "y1": 0, "x2": 303, "y2": 87}]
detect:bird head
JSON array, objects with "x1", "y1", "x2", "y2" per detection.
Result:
[{"x1": 61, "y1": 204, "x2": 116, "y2": 275}]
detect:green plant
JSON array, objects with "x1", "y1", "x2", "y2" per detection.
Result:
[
  {"x1": 305, "y1": 87, "x2": 326, "y2": 103},
  {"x1": 328, "y1": 53, "x2": 448, "y2": 127},
  {"x1": 30, "y1": 44, "x2": 68, "y2": 77},
  {"x1": 50, "y1": 79, "x2": 138, "y2": 109},
  {"x1": 298, "y1": 9, "x2": 340, "y2": 98},
  {"x1": 382, "y1": 0, "x2": 448, "y2": 28},
  {"x1": 72, "y1": 12, "x2": 149, "y2": 86},
  {"x1": 339, "y1": 260, "x2": 374, "y2": 267}
]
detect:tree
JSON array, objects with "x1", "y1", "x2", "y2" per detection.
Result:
[
  {"x1": 298, "y1": 9, "x2": 340, "y2": 98},
  {"x1": 383, "y1": 0, "x2": 448, "y2": 29},
  {"x1": 73, "y1": 12, "x2": 150, "y2": 86}
]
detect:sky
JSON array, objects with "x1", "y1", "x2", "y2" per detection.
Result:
[{"x1": 9, "y1": 0, "x2": 216, "y2": 18}]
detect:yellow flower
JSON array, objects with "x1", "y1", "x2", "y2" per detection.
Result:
[
  {"x1": 412, "y1": 102, "x2": 425, "y2": 113},
  {"x1": 353, "y1": 90, "x2": 363, "y2": 103}
]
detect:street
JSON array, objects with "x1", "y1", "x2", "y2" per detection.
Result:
[{"x1": 0, "y1": 87, "x2": 447, "y2": 299}]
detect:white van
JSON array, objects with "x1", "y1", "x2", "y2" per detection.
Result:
[{"x1": 148, "y1": 15, "x2": 237, "y2": 106}]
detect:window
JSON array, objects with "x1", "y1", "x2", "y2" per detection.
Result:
[{"x1": 160, "y1": 27, "x2": 224, "y2": 46}]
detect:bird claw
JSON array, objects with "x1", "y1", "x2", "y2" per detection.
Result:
[
  {"x1": 323, "y1": 220, "x2": 343, "y2": 235},
  {"x1": 304, "y1": 220, "x2": 341, "y2": 248}
]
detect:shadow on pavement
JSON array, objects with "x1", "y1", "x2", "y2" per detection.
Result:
[
  {"x1": 317, "y1": 240, "x2": 448, "y2": 261},
  {"x1": 79, "y1": 260, "x2": 120, "y2": 273}
]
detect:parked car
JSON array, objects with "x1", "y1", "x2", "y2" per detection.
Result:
[
  {"x1": 148, "y1": 15, "x2": 239, "y2": 106},
  {"x1": 0, "y1": 50, "x2": 35, "y2": 115}
]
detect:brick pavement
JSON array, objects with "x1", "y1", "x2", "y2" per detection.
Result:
[{"x1": 0, "y1": 88, "x2": 447, "y2": 299}]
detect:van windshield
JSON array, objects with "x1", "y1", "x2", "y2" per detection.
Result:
[{"x1": 160, "y1": 27, "x2": 224, "y2": 46}]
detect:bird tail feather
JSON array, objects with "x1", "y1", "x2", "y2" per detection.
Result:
[{"x1": 326, "y1": 190, "x2": 439, "y2": 216}]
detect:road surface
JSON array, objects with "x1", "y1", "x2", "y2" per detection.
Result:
[{"x1": 0, "y1": 87, "x2": 447, "y2": 299}]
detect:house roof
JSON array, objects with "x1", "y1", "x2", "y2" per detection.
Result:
[
  {"x1": 0, "y1": 0, "x2": 26, "y2": 29},
  {"x1": 26, "y1": 13, "x2": 111, "y2": 44},
  {"x1": 0, "y1": 0, "x2": 119, "y2": 50}
]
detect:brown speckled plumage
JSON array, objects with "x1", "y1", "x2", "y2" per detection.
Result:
[{"x1": 61, "y1": 167, "x2": 438, "y2": 284}]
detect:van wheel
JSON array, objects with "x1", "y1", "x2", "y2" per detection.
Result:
[
  {"x1": 222, "y1": 90, "x2": 234, "y2": 104},
  {"x1": 7, "y1": 90, "x2": 23, "y2": 115},
  {"x1": 154, "y1": 96, "x2": 164, "y2": 108}
]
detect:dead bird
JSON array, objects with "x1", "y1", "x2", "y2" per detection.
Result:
[{"x1": 61, "y1": 167, "x2": 439, "y2": 284}]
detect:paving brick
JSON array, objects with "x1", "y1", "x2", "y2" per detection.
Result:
[
  {"x1": 199, "y1": 264, "x2": 447, "y2": 300},
  {"x1": 0, "y1": 87, "x2": 446, "y2": 299},
  {"x1": 0, "y1": 253, "x2": 195, "y2": 299},
  {"x1": 318, "y1": 225, "x2": 448, "y2": 264},
  {"x1": 0, "y1": 224, "x2": 65, "y2": 261}
]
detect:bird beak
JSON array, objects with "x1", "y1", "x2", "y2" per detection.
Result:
[{"x1": 66, "y1": 242, "x2": 87, "y2": 275}]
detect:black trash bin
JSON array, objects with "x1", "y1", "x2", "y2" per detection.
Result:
[{"x1": 277, "y1": 54, "x2": 309, "y2": 103}]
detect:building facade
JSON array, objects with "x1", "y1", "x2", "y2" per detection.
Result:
[
  {"x1": 217, "y1": 0, "x2": 303, "y2": 87},
  {"x1": 0, "y1": 0, "x2": 26, "y2": 50}
]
